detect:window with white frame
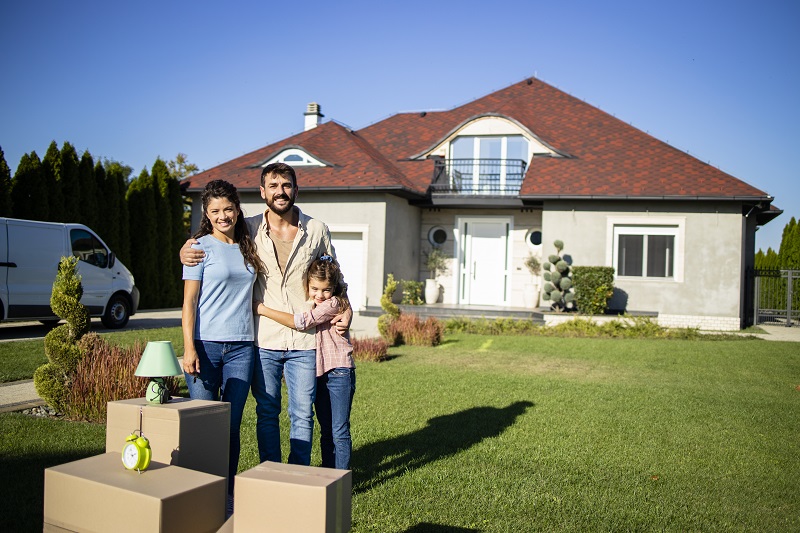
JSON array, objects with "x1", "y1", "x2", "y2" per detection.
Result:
[
  {"x1": 264, "y1": 148, "x2": 326, "y2": 167},
  {"x1": 609, "y1": 221, "x2": 684, "y2": 280}
]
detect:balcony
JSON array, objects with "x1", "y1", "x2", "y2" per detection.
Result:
[{"x1": 430, "y1": 158, "x2": 526, "y2": 197}]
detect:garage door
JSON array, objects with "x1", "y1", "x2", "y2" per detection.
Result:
[{"x1": 330, "y1": 232, "x2": 364, "y2": 311}]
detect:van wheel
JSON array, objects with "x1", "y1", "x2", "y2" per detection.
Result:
[{"x1": 102, "y1": 295, "x2": 130, "y2": 329}]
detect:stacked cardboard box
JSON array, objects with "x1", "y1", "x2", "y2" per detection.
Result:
[
  {"x1": 234, "y1": 462, "x2": 352, "y2": 532},
  {"x1": 43, "y1": 397, "x2": 231, "y2": 532},
  {"x1": 44, "y1": 452, "x2": 226, "y2": 532},
  {"x1": 105, "y1": 397, "x2": 231, "y2": 477}
]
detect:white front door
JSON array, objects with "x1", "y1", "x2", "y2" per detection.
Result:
[
  {"x1": 330, "y1": 231, "x2": 364, "y2": 311},
  {"x1": 458, "y1": 218, "x2": 510, "y2": 305}
]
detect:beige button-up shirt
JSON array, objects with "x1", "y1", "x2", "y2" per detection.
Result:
[{"x1": 246, "y1": 207, "x2": 336, "y2": 351}]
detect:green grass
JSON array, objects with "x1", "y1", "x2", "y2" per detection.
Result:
[
  {"x1": 1, "y1": 333, "x2": 799, "y2": 532},
  {"x1": 0, "y1": 327, "x2": 184, "y2": 383}
]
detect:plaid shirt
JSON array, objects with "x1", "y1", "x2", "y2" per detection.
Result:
[{"x1": 295, "y1": 298, "x2": 355, "y2": 377}]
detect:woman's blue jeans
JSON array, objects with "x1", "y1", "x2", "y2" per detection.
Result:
[
  {"x1": 184, "y1": 340, "x2": 254, "y2": 495},
  {"x1": 251, "y1": 349, "x2": 317, "y2": 465},
  {"x1": 315, "y1": 367, "x2": 356, "y2": 469}
]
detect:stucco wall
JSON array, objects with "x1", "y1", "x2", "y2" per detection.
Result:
[
  {"x1": 419, "y1": 208, "x2": 542, "y2": 306},
  {"x1": 195, "y1": 190, "x2": 420, "y2": 310},
  {"x1": 541, "y1": 200, "x2": 745, "y2": 324},
  {"x1": 297, "y1": 192, "x2": 411, "y2": 310}
]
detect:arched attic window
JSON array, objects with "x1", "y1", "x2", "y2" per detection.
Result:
[{"x1": 264, "y1": 148, "x2": 326, "y2": 167}]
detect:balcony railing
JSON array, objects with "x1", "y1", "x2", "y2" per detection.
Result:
[{"x1": 431, "y1": 158, "x2": 527, "y2": 195}]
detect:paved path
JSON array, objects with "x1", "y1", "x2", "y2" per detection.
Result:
[
  {"x1": 1, "y1": 316, "x2": 796, "y2": 413},
  {"x1": 0, "y1": 310, "x2": 380, "y2": 413}
]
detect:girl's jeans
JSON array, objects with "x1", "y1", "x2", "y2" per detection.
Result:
[{"x1": 315, "y1": 367, "x2": 356, "y2": 469}]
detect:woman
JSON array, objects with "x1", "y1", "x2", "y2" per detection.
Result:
[{"x1": 182, "y1": 179, "x2": 263, "y2": 516}]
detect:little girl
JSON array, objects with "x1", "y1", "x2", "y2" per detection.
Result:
[{"x1": 254, "y1": 255, "x2": 356, "y2": 470}]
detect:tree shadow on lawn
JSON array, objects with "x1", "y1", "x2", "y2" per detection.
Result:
[
  {"x1": 352, "y1": 400, "x2": 534, "y2": 494},
  {"x1": 0, "y1": 448, "x2": 104, "y2": 533}
]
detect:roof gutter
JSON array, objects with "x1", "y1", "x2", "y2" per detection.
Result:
[{"x1": 519, "y1": 194, "x2": 773, "y2": 202}]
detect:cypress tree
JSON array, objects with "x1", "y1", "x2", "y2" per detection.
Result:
[
  {"x1": 765, "y1": 247, "x2": 780, "y2": 269},
  {"x1": 754, "y1": 249, "x2": 765, "y2": 270},
  {"x1": 777, "y1": 218, "x2": 795, "y2": 269},
  {"x1": 786, "y1": 218, "x2": 800, "y2": 269},
  {"x1": 41, "y1": 141, "x2": 64, "y2": 222},
  {"x1": 93, "y1": 162, "x2": 116, "y2": 249},
  {"x1": 0, "y1": 146, "x2": 12, "y2": 216},
  {"x1": 77, "y1": 151, "x2": 99, "y2": 229},
  {"x1": 151, "y1": 158, "x2": 176, "y2": 307},
  {"x1": 167, "y1": 175, "x2": 185, "y2": 306},
  {"x1": 126, "y1": 168, "x2": 158, "y2": 309},
  {"x1": 106, "y1": 161, "x2": 131, "y2": 265},
  {"x1": 11, "y1": 152, "x2": 47, "y2": 220},
  {"x1": 60, "y1": 142, "x2": 80, "y2": 222}
]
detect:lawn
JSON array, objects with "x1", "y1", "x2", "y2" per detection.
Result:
[{"x1": 1, "y1": 332, "x2": 798, "y2": 532}]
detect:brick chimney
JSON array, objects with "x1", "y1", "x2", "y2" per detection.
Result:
[{"x1": 304, "y1": 102, "x2": 324, "y2": 131}]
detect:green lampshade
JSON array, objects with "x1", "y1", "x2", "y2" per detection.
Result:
[
  {"x1": 135, "y1": 341, "x2": 182, "y2": 404},
  {"x1": 135, "y1": 341, "x2": 182, "y2": 377}
]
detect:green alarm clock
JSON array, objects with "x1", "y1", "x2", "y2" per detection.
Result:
[{"x1": 121, "y1": 432, "x2": 152, "y2": 471}]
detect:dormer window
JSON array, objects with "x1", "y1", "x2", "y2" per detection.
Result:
[{"x1": 447, "y1": 135, "x2": 529, "y2": 194}]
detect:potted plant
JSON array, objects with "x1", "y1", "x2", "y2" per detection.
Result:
[
  {"x1": 424, "y1": 248, "x2": 449, "y2": 304},
  {"x1": 523, "y1": 254, "x2": 541, "y2": 308}
]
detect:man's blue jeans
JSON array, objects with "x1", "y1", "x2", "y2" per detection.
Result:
[
  {"x1": 251, "y1": 349, "x2": 316, "y2": 465},
  {"x1": 184, "y1": 340, "x2": 254, "y2": 495},
  {"x1": 315, "y1": 367, "x2": 356, "y2": 469}
]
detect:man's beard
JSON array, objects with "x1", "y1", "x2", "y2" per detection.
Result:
[{"x1": 268, "y1": 194, "x2": 294, "y2": 215}]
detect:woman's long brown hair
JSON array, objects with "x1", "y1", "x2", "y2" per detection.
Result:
[{"x1": 193, "y1": 179, "x2": 264, "y2": 273}]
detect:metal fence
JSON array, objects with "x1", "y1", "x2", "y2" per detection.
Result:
[{"x1": 752, "y1": 269, "x2": 800, "y2": 327}]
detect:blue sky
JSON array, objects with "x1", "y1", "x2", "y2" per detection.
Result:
[{"x1": 1, "y1": 0, "x2": 797, "y2": 252}]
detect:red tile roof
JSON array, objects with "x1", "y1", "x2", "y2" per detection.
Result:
[{"x1": 185, "y1": 78, "x2": 771, "y2": 201}]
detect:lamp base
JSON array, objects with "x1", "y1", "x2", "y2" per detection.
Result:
[{"x1": 145, "y1": 378, "x2": 171, "y2": 404}]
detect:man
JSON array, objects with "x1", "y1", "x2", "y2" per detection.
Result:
[{"x1": 181, "y1": 162, "x2": 350, "y2": 465}]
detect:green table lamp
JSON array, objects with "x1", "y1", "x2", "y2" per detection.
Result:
[{"x1": 135, "y1": 341, "x2": 183, "y2": 403}]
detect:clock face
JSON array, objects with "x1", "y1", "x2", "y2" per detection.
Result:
[{"x1": 122, "y1": 443, "x2": 140, "y2": 469}]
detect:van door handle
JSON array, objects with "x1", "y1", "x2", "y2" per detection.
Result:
[{"x1": 0, "y1": 262, "x2": 17, "y2": 268}]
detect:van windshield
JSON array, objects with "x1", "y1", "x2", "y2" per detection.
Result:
[{"x1": 70, "y1": 229, "x2": 108, "y2": 269}]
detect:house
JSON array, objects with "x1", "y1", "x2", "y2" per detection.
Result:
[{"x1": 184, "y1": 77, "x2": 780, "y2": 330}]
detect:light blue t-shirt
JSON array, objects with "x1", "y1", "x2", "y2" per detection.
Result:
[{"x1": 182, "y1": 234, "x2": 256, "y2": 341}]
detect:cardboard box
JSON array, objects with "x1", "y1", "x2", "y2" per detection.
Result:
[
  {"x1": 106, "y1": 397, "x2": 230, "y2": 478},
  {"x1": 44, "y1": 452, "x2": 226, "y2": 533},
  {"x1": 217, "y1": 516, "x2": 234, "y2": 533},
  {"x1": 234, "y1": 462, "x2": 351, "y2": 533}
]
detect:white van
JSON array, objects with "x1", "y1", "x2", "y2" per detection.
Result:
[{"x1": 0, "y1": 218, "x2": 139, "y2": 329}]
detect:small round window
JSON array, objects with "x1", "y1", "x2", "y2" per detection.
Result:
[
  {"x1": 525, "y1": 229, "x2": 542, "y2": 249},
  {"x1": 428, "y1": 226, "x2": 448, "y2": 246}
]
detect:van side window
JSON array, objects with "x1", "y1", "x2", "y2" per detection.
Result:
[{"x1": 70, "y1": 229, "x2": 109, "y2": 268}]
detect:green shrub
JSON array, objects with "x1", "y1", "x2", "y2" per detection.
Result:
[
  {"x1": 32, "y1": 363, "x2": 68, "y2": 412},
  {"x1": 541, "y1": 240, "x2": 574, "y2": 310},
  {"x1": 34, "y1": 257, "x2": 90, "y2": 413},
  {"x1": 401, "y1": 280, "x2": 424, "y2": 305},
  {"x1": 572, "y1": 266, "x2": 615, "y2": 315},
  {"x1": 378, "y1": 274, "x2": 401, "y2": 343},
  {"x1": 380, "y1": 274, "x2": 400, "y2": 317},
  {"x1": 441, "y1": 316, "x2": 744, "y2": 340},
  {"x1": 444, "y1": 317, "x2": 541, "y2": 335},
  {"x1": 352, "y1": 336, "x2": 390, "y2": 362}
]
